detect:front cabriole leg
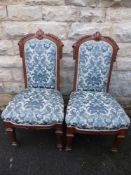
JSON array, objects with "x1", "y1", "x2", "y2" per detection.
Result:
[
  {"x1": 65, "y1": 127, "x2": 75, "y2": 151},
  {"x1": 112, "y1": 129, "x2": 128, "y2": 152},
  {"x1": 3, "y1": 121, "x2": 19, "y2": 146},
  {"x1": 55, "y1": 124, "x2": 63, "y2": 151}
]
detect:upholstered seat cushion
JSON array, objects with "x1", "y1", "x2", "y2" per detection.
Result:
[
  {"x1": 66, "y1": 91, "x2": 130, "y2": 130},
  {"x1": 1, "y1": 88, "x2": 64, "y2": 125}
]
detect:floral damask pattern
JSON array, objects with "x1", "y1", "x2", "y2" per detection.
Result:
[
  {"x1": 24, "y1": 39, "x2": 57, "y2": 88},
  {"x1": 1, "y1": 88, "x2": 64, "y2": 125},
  {"x1": 77, "y1": 40, "x2": 113, "y2": 91},
  {"x1": 66, "y1": 91, "x2": 130, "y2": 130}
]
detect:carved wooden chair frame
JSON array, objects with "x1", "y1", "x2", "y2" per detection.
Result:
[
  {"x1": 65, "y1": 32, "x2": 128, "y2": 152},
  {"x1": 3, "y1": 29, "x2": 64, "y2": 151}
]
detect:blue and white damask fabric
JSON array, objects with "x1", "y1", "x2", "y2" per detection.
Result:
[
  {"x1": 77, "y1": 40, "x2": 113, "y2": 91},
  {"x1": 1, "y1": 88, "x2": 64, "y2": 125},
  {"x1": 66, "y1": 91, "x2": 130, "y2": 130},
  {"x1": 24, "y1": 39, "x2": 57, "y2": 88}
]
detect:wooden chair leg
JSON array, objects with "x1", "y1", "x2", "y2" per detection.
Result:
[
  {"x1": 4, "y1": 122, "x2": 19, "y2": 146},
  {"x1": 55, "y1": 124, "x2": 63, "y2": 151},
  {"x1": 65, "y1": 127, "x2": 75, "y2": 151},
  {"x1": 112, "y1": 129, "x2": 127, "y2": 152}
]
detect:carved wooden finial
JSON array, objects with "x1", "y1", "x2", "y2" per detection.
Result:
[
  {"x1": 35, "y1": 29, "x2": 45, "y2": 39},
  {"x1": 94, "y1": 32, "x2": 102, "y2": 41}
]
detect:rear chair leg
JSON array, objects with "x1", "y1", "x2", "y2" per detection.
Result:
[
  {"x1": 55, "y1": 124, "x2": 63, "y2": 151},
  {"x1": 4, "y1": 122, "x2": 19, "y2": 147},
  {"x1": 65, "y1": 127, "x2": 74, "y2": 151},
  {"x1": 112, "y1": 129, "x2": 127, "y2": 152}
]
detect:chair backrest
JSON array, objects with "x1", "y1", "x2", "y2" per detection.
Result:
[
  {"x1": 73, "y1": 32, "x2": 119, "y2": 92},
  {"x1": 18, "y1": 29, "x2": 63, "y2": 90}
]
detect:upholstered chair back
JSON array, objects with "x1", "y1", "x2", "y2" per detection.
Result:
[
  {"x1": 73, "y1": 32, "x2": 119, "y2": 92},
  {"x1": 18, "y1": 30, "x2": 63, "y2": 90}
]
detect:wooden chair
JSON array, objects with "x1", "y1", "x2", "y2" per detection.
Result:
[
  {"x1": 65, "y1": 32, "x2": 130, "y2": 152},
  {"x1": 1, "y1": 29, "x2": 64, "y2": 151}
]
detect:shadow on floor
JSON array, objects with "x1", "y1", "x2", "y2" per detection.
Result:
[{"x1": 0, "y1": 111, "x2": 131, "y2": 175}]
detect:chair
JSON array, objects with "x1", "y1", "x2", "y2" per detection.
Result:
[
  {"x1": 65, "y1": 32, "x2": 130, "y2": 152},
  {"x1": 1, "y1": 29, "x2": 64, "y2": 151}
]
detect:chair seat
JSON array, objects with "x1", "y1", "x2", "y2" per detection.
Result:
[
  {"x1": 66, "y1": 91, "x2": 130, "y2": 130},
  {"x1": 1, "y1": 88, "x2": 64, "y2": 126}
]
